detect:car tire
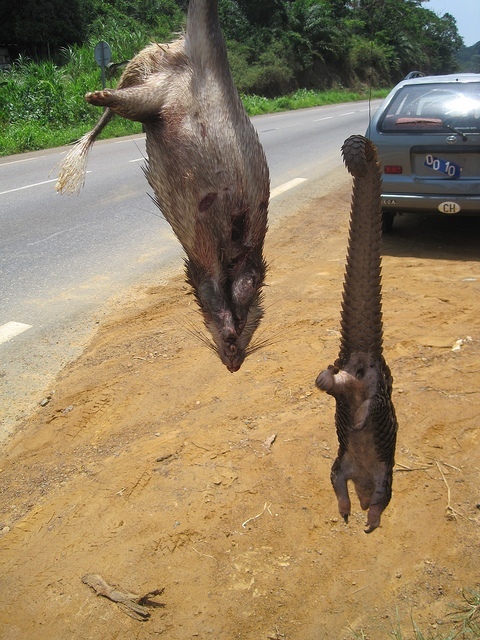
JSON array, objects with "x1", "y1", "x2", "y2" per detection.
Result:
[{"x1": 382, "y1": 211, "x2": 395, "y2": 233}]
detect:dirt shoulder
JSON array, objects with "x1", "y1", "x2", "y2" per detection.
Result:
[{"x1": 0, "y1": 173, "x2": 479, "y2": 639}]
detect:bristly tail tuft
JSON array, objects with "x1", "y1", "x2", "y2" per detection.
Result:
[
  {"x1": 55, "y1": 108, "x2": 114, "y2": 195},
  {"x1": 55, "y1": 132, "x2": 93, "y2": 194}
]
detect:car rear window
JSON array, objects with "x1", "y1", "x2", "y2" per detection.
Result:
[{"x1": 379, "y1": 82, "x2": 480, "y2": 134}]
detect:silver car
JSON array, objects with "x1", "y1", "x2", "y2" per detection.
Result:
[{"x1": 366, "y1": 73, "x2": 480, "y2": 231}]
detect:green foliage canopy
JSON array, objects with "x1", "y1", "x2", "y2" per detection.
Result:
[{"x1": 1, "y1": 0, "x2": 465, "y2": 89}]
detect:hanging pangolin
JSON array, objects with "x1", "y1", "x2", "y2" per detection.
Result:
[{"x1": 315, "y1": 135, "x2": 398, "y2": 533}]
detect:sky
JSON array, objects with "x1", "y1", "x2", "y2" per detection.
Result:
[{"x1": 423, "y1": 0, "x2": 479, "y2": 47}]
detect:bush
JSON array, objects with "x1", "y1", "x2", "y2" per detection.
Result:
[
  {"x1": 348, "y1": 36, "x2": 393, "y2": 86},
  {"x1": 227, "y1": 37, "x2": 296, "y2": 97}
]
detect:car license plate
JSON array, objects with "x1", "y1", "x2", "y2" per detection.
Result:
[{"x1": 424, "y1": 154, "x2": 461, "y2": 179}]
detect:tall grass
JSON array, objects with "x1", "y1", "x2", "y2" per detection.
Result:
[{"x1": 0, "y1": 43, "x2": 143, "y2": 155}]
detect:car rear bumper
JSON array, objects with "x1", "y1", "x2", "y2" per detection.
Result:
[{"x1": 381, "y1": 193, "x2": 480, "y2": 215}]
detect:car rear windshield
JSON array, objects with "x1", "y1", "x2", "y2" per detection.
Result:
[{"x1": 379, "y1": 82, "x2": 480, "y2": 134}]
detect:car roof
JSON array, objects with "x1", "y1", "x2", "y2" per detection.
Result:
[{"x1": 395, "y1": 73, "x2": 480, "y2": 89}]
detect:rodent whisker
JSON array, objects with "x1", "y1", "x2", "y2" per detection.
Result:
[
  {"x1": 245, "y1": 341, "x2": 269, "y2": 358},
  {"x1": 245, "y1": 329, "x2": 280, "y2": 357},
  {"x1": 178, "y1": 313, "x2": 217, "y2": 354}
]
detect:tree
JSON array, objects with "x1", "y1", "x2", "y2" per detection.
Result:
[
  {"x1": 420, "y1": 10, "x2": 463, "y2": 73},
  {"x1": 0, "y1": 0, "x2": 88, "y2": 58},
  {"x1": 237, "y1": 0, "x2": 289, "y2": 28}
]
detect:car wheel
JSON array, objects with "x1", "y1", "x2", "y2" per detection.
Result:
[{"x1": 382, "y1": 211, "x2": 395, "y2": 233}]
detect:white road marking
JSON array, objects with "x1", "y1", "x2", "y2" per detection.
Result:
[
  {"x1": 270, "y1": 178, "x2": 307, "y2": 199},
  {"x1": 313, "y1": 116, "x2": 333, "y2": 122},
  {"x1": 338, "y1": 111, "x2": 356, "y2": 116},
  {"x1": 0, "y1": 156, "x2": 46, "y2": 166},
  {"x1": 0, "y1": 172, "x2": 91, "y2": 196},
  {"x1": 0, "y1": 178, "x2": 57, "y2": 195},
  {"x1": 0, "y1": 322, "x2": 32, "y2": 346},
  {"x1": 129, "y1": 158, "x2": 145, "y2": 163}
]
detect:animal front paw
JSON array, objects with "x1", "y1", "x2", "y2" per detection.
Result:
[
  {"x1": 353, "y1": 399, "x2": 371, "y2": 430},
  {"x1": 315, "y1": 368, "x2": 335, "y2": 392},
  {"x1": 85, "y1": 90, "x2": 114, "y2": 106}
]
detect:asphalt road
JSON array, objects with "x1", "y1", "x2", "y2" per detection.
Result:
[{"x1": 0, "y1": 100, "x2": 380, "y2": 437}]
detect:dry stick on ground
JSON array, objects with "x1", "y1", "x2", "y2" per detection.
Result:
[
  {"x1": 395, "y1": 463, "x2": 432, "y2": 473},
  {"x1": 82, "y1": 574, "x2": 165, "y2": 621},
  {"x1": 435, "y1": 461, "x2": 465, "y2": 521},
  {"x1": 242, "y1": 502, "x2": 271, "y2": 528},
  {"x1": 192, "y1": 546, "x2": 217, "y2": 562}
]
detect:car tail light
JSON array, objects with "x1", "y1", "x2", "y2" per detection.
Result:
[{"x1": 384, "y1": 165, "x2": 403, "y2": 174}]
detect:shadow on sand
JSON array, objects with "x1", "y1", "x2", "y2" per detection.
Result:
[{"x1": 382, "y1": 213, "x2": 480, "y2": 263}]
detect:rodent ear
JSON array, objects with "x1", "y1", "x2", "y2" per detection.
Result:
[{"x1": 231, "y1": 273, "x2": 256, "y2": 307}]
